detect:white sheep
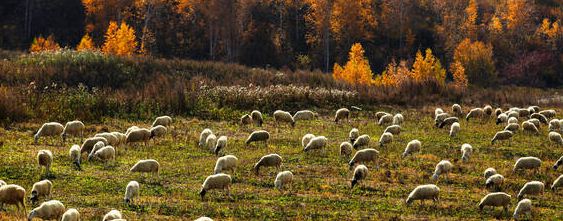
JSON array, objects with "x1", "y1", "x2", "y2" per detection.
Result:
[
  {"x1": 200, "y1": 173, "x2": 232, "y2": 200},
  {"x1": 402, "y1": 140, "x2": 421, "y2": 158},
  {"x1": 152, "y1": 115, "x2": 173, "y2": 127},
  {"x1": 353, "y1": 134, "x2": 370, "y2": 149},
  {"x1": 485, "y1": 174, "x2": 505, "y2": 190},
  {"x1": 522, "y1": 121, "x2": 540, "y2": 135},
  {"x1": 554, "y1": 156, "x2": 563, "y2": 170},
  {"x1": 378, "y1": 132, "x2": 393, "y2": 147},
  {"x1": 405, "y1": 184, "x2": 440, "y2": 205},
  {"x1": 551, "y1": 174, "x2": 562, "y2": 190},
  {"x1": 548, "y1": 119, "x2": 560, "y2": 132},
  {"x1": 548, "y1": 131, "x2": 563, "y2": 146},
  {"x1": 504, "y1": 123, "x2": 519, "y2": 133},
  {"x1": 150, "y1": 125, "x2": 167, "y2": 140},
  {"x1": 496, "y1": 113, "x2": 508, "y2": 125},
  {"x1": 88, "y1": 146, "x2": 116, "y2": 165},
  {"x1": 434, "y1": 113, "x2": 450, "y2": 127},
  {"x1": 30, "y1": 179, "x2": 52, "y2": 204},
  {"x1": 517, "y1": 181, "x2": 544, "y2": 200},
  {"x1": 491, "y1": 130, "x2": 513, "y2": 146},
  {"x1": 302, "y1": 134, "x2": 315, "y2": 148},
  {"x1": 89, "y1": 141, "x2": 106, "y2": 157},
  {"x1": 0, "y1": 180, "x2": 5, "y2": 187},
  {"x1": 274, "y1": 110, "x2": 295, "y2": 127},
  {"x1": 507, "y1": 110, "x2": 520, "y2": 119},
  {"x1": 34, "y1": 122, "x2": 64, "y2": 144},
  {"x1": 245, "y1": 130, "x2": 270, "y2": 146},
  {"x1": 530, "y1": 113, "x2": 548, "y2": 124},
  {"x1": 527, "y1": 118, "x2": 541, "y2": 129},
  {"x1": 61, "y1": 208, "x2": 80, "y2": 221},
  {"x1": 95, "y1": 132, "x2": 119, "y2": 146},
  {"x1": 214, "y1": 155, "x2": 238, "y2": 174},
  {"x1": 378, "y1": 114, "x2": 393, "y2": 126},
  {"x1": 195, "y1": 217, "x2": 213, "y2": 221},
  {"x1": 529, "y1": 106, "x2": 540, "y2": 113},
  {"x1": 513, "y1": 157, "x2": 541, "y2": 172},
  {"x1": 240, "y1": 114, "x2": 253, "y2": 125},
  {"x1": 0, "y1": 184, "x2": 26, "y2": 213},
  {"x1": 69, "y1": 145, "x2": 81, "y2": 170},
  {"x1": 494, "y1": 108, "x2": 503, "y2": 116},
  {"x1": 126, "y1": 128, "x2": 151, "y2": 146},
  {"x1": 460, "y1": 143, "x2": 473, "y2": 162},
  {"x1": 438, "y1": 117, "x2": 459, "y2": 129},
  {"x1": 293, "y1": 110, "x2": 317, "y2": 121},
  {"x1": 251, "y1": 110, "x2": 263, "y2": 127},
  {"x1": 205, "y1": 134, "x2": 217, "y2": 152},
  {"x1": 37, "y1": 150, "x2": 53, "y2": 175},
  {"x1": 214, "y1": 136, "x2": 228, "y2": 156},
  {"x1": 126, "y1": 126, "x2": 140, "y2": 135},
  {"x1": 334, "y1": 108, "x2": 350, "y2": 123},
  {"x1": 274, "y1": 171, "x2": 294, "y2": 191},
  {"x1": 348, "y1": 148, "x2": 379, "y2": 169},
  {"x1": 478, "y1": 192, "x2": 511, "y2": 212},
  {"x1": 340, "y1": 142, "x2": 353, "y2": 157},
  {"x1": 198, "y1": 129, "x2": 213, "y2": 148},
  {"x1": 124, "y1": 181, "x2": 140, "y2": 205},
  {"x1": 484, "y1": 168, "x2": 497, "y2": 179},
  {"x1": 434, "y1": 108, "x2": 444, "y2": 118},
  {"x1": 452, "y1": 104, "x2": 463, "y2": 116},
  {"x1": 538, "y1": 109, "x2": 556, "y2": 118},
  {"x1": 102, "y1": 209, "x2": 122, "y2": 221},
  {"x1": 28, "y1": 200, "x2": 65, "y2": 221},
  {"x1": 304, "y1": 136, "x2": 327, "y2": 152},
  {"x1": 375, "y1": 111, "x2": 390, "y2": 121},
  {"x1": 432, "y1": 160, "x2": 453, "y2": 181},
  {"x1": 384, "y1": 125, "x2": 401, "y2": 136},
  {"x1": 466, "y1": 108, "x2": 484, "y2": 122},
  {"x1": 130, "y1": 159, "x2": 160, "y2": 177},
  {"x1": 449, "y1": 122, "x2": 460, "y2": 137},
  {"x1": 513, "y1": 199, "x2": 532, "y2": 220},
  {"x1": 253, "y1": 154, "x2": 282, "y2": 175},
  {"x1": 508, "y1": 117, "x2": 518, "y2": 124},
  {"x1": 351, "y1": 164, "x2": 368, "y2": 188},
  {"x1": 392, "y1": 113, "x2": 404, "y2": 125},
  {"x1": 80, "y1": 137, "x2": 108, "y2": 154},
  {"x1": 484, "y1": 105, "x2": 493, "y2": 116},
  {"x1": 349, "y1": 128, "x2": 359, "y2": 143},
  {"x1": 61, "y1": 120, "x2": 85, "y2": 143}
]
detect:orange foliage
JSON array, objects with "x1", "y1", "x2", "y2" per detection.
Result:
[
  {"x1": 462, "y1": 0, "x2": 478, "y2": 40},
  {"x1": 374, "y1": 60, "x2": 410, "y2": 87},
  {"x1": 411, "y1": 49, "x2": 446, "y2": 86},
  {"x1": 332, "y1": 43, "x2": 374, "y2": 85},
  {"x1": 102, "y1": 21, "x2": 138, "y2": 56},
  {"x1": 453, "y1": 38, "x2": 495, "y2": 86},
  {"x1": 29, "y1": 35, "x2": 61, "y2": 52},
  {"x1": 77, "y1": 34, "x2": 96, "y2": 51},
  {"x1": 450, "y1": 61, "x2": 468, "y2": 90}
]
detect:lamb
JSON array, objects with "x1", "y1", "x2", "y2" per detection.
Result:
[
  {"x1": 214, "y1": 155, "x2": 238, "y2": 174},
  {"x1": 348, "y1": 148, "x2": 379, "y2": 169},
  {"x1": 484, "y1": 105, "x2": 493, "y2": 116},
  {"x1": 61, "y1": 208, "x2": 80, "y2": 221},
  {"x1": 466, "y1": 108, "x2": 484, "y2": 121},
  {"x1": 205, "y1": 134, "x2": 217, "y2": 151},
  {"x1": 37, "y1": 150, "x2": 53, "y2": 175},
  {"x1": 253, "y1": 154, "x2": 282, "y2": 175},
  {"x1": 496, "y1": 113, "x2": 508, "y2": 125},
  {"x1": 402, "y1": 140, "x2": 421, "y2": 158},
  {"x1": 69, "y1": 145, "x2": 81, "y2": 170},
  {"x1": 126, "y1": 128, "x2": 151, "y2": 146},
  {"x1": 130, "y1": 159, "x2": 160, "y2": 177},
  {"x1": 522, "y1": 121, "x2": 539, "y2": 135},
  {"x1": 513, "y1": 157, "x2": 541, "y2": 172},
  {"x1": 378, "y1": 114, "x2": 393, "y2": 126},
  {"x1": 61, "y1": 120, "x2": 85, "y2": 143},
  {"x1": 548, "y1": 119, "x2": 560, "y2": 132},
  {"x1": 95, "y1": 132, "x2": 119, "y2": 146},
  {"x1": 351, "y1": 164, "x2": 368, "y2": 188},
  {"x1": 334, "y1": 108, "x2": 350, "y2": 123},
  {"x1": 434, "y1": 108, "x2": 444, "y2": 118},
  {"x1": 152, "y1": 115, "x2": 173, "y2": 127},
  {"x1": 531, "y1": 113, "x2": 548, "y2": 125},
  {"x1": 538, "y1": 109, "x2": 556, "y2": 118},
  {"x1": 384, "y1": 125, "x2": 401, "y2": 136},
  {"x1": 478, "y1": 192, "x2": 511, "y2": 212},
  {"x1": 274, "y1": 171, "x2": 294, "y2": 191},
  {"x1": 449, "y1": 122, "x2": 460, "y2": 137},
  {"x1": 88, "y1": 146, "x2": 116, "y2": 165},
  {"x1": 508, "y1": 117, "x2": 518, "y2": 124},
  {"x1": 214, "y1": 136, "x2": 228, "y2": 156},
  {"x1": 392, "y1": 113, "x2": 404, "y2": 125},
  {"x1": 551, "y1": 174, "x2": 562, "y2": 190},
  {"x1": 349, "y1": 128, "x2": 359, "y2": 143},
  {"x1": 434, "y1": 113, "x2": 450, "y2": 127},
  {"x1": 273, "y1": 110, "x2": 295, "y2": 127},
  {"x1": 438, "y1": 117, "x2": 459, "y2": 128},
  {"x1": 198, "y1": 129, "x2": 213, "y2": 148},
  {"x1": 378, "y1": 132, "x2": 393, "y2": 147},
  {"x1": 353, "y1": 134, "x2": 370, "y2": 149},
  {"x1": 200, "y1": 173, "x2": 232, "y2": 200},
  {"x1": 484, "y1": 168, "x2": 497, "y2": 179},
  {"x1": 548, "y1": 131, "x2": 563, "y2": 146},
  {"x1": 554, "y1": 156, "x2": 563, "y2": 170},
  {"x1": 494, "y1": 108, "x2": 503, "y2": 116},
  {"x1": 485, "y1": 174, "x2": 505, "y2": 190},
  {"x1": 340, "y1": 142, "x2": 353, "y2": 157},
  {"x1": 27, "y1": 200, "x2": 65, "y2": 221},
  {"x1": 460, "y1": 143, "x2": 473, "y2": 162},
  {"x1": 293, "y1": 110, "x2": 317, "y2": 121},
  {"x1": 304, "y1": 136, "x2": 328, "y2": 152},
  {"x1": 245, "y1": 130, "x2": 270, "y2": 146},
  {"x1": 102, "y1": 209, "x2": 122, "y2": 221},
  {"x1": 30, "y1": 180, "x2": 52, "y2": 204},
  {"x1": 34, "y1": 122, "x2": 64, "y2": 144},
  {"x1": 405, "y1": 184, "x2": 440, "y2": 205},
  {"x1": 0, "y1": 184, "x2": 26, "y2": 213},
  {"x1": 517, "y1": 181, "x2": 544, "y2": 200},
  {"x1": 302, "y1": 134, "x2": 315, "y2": 148},
  {"x1": 251, "y1": 110, "x2": 263, "y2": 127},
  {"x1": 375, "y1": 111, "x2": 390, "y2": 121},
  {"x1": 149, "y1": 125, "x2": 167, "y2": 140},
  {"x1": 432, "y1": 160, "x2": 453, "y2": 181},
  {"x1": 504, "y1": 123, "x2": 519, "y2": 133},
  {"x1": 513, "y1": 199, "x2": 532, "y2": 220},
  {"x1": 240, "y1": 114, "x2": 253, "y2": 125},
  {"x1": 491, "y1": 130, "x2": 513, "y2": 146},
  {"x1": 80, "y1": 137, "x2": 108, "y2": 154},
  {"x1": 452, "y1": 104, "x2": 463, "y2": 116},
  {"x1": 124, "y1": 181, "x2": 139, "y2": 205}
]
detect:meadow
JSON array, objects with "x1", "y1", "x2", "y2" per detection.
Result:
[{"x1": 0, "y1": 107, "x2": 561, "y2": 220}]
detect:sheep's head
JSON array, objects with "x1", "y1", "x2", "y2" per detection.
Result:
[
  {"x1": 199, "y1": 189, "x2": 207, "y2": 200},
  {"x1": 29, "y1": 191, "x2": 38, "y2": 204},
  {"x1": 351, "y1": 179, "x2": 358, "y2": 189},
  {"x1": 27, "y1": 210, "x2": 37, "y2": 221}
]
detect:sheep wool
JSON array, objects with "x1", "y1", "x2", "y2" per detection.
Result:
[
  {"x1": 340, "y1": 142, "x2": 353, "y2": 157},
  {"x1": 34, "y1": 122, "x2": 64, "y2": 144},
  {"x1": 251, "y1": 110, "x2": 263, "y2": 127},
  {"x1": 434, "y1": 108, "x2": 444, "y2": 118},
  {"x1": 496, "y1": 113, "x2": 508, "y2": 125},
  {"x1": 293, "y1": 110, "x2": 317, "y2": 121},
  {"x1": 466, "y1": 108, "x2": 484, "y2": 122},
  {"x1": 195, "y1": 217, "x2": 214, "y2": 221},
  {"x1": 0, "y1": 180, "x2": 5, "y2": 187},
  {"x1": 491, "y1": 130, "x2": 513, "y2": 145},
  {"x1": 353, "y1": 134, "x2": 370, "y2": 149},
  {"x1": 483, "y1": 168, "x2": 497, "y2": 179},
  {"x1": 304, "y1": 136, "x2": 328, "y2": 152},
  {"x1": 28, "y1": 200, "x2": 65, "y2": 221},
  {"x1": 37, "y1": 150, "x2": 53, "y2": 174},
  {"x1": 504, "y1": 123, "x2": 519, "y2": 133},
  {"x1": 478, "y1": 192, "x2": 511, "y2": 211},
  {"x1": 494, "y1": 108, "x2": 502, "y2": 116},
  {"x1": 432, "y1": 160, "x2": 453, "y2": 181},
  {"x1": 200, "y1": 173, "x2": 232, "y2": 200},
  {"x1": 351, "y1": 165, "x2": 368, "y2": 188},
  {"x1": 89, "y1": 146, "x2": 116, "y2": 164},
  {"x1": 274, "y1": 171, "x2": 294, "y2": 190},
  {"x1": 435, "y1": 113, "x2": 450, "y2": 127},
  {"x1": 302, "y1": 134, "x2": 316, "y2": 148},
  {"x1": 527, "y1": 119, "x2": 541, "y2": 129},
  {"x1": 103, "y1": 209, "x2": 122, "y2": 221},
  {"x1": 274, "y1": 110, "x2": 295, "y2": 127},
  {"x1": 384, "y1": 125, "x2": 401, "y2": 135},
  {"x1": 126, "y1": 128, "x2": 151, "y2": 146},
  {"x1": 95, "y1": 132, "x2": 119, "y2": 146},
  {"x1": 378, "y1": 132, "x2": 393, "y2": 147},
  {"x1": 334, "y1": 108, "x2": 350, "y2": 123},
  {"x1": 240, "y1": 114, "x2": 252, "y2": 125},
  {"x1": 508, "y1": 117, "x2": 518, "y2": 125},
  {"x1": 392, "y1": 113, "x2": 404, "y2": 125},
  {"x1": 214, "y1": 136, "x2": 228, "y2": 156},
  {"x1": 484, "y1": 105, "x2": 493, "y2": 116},
  {"x1": 548, "y1": 131, "x2": 563, "y2": 146},
  {"x1": 406, "y1": 184, "x2": 440, "y2": 205},
  {"x1": 245, "y1": 130, "x2": 270, "y2": 145},
  {"x1": 0, "y1": 184, "x2": 26, "y2": 212},
  {"x1": 61, "y1": 120, "x2": 85, "y2": 142},
  {"x1": 513, "y1": 157, "x2": 541, "y2": 172},
  {"x1": 130, "y1": 159, "x2": 160, "y2": 175},
  {"x1": 517, "y1": 108, "x2": 531, "y2": 118},
  {"x1": 349, "y1": 148, "x2": 379, "y2": 169},
  {"x1": 124, "y1": 181, "x2": 140, "y2": 204},
  {"x1": 517, "y1": 181, "x2": 544, "y2": 200},
  {"x1": 150, "y1": 125, "x2": 167, "y2": 139},
  {"x1": 460, "y1": 144, "x2": 473, "y2": 162},
  {"x1": 375, "y1": 111, "x2": 390, "y2": 121},
  {"x1": 449, "y1": 122, "x2": 460, "y2": 137},
  {"x1": 214, "y1": 155, "x2": 238, "y2": 174},
  {"x1": 69, "y1": 144, "x2": 81, "y2": 170},
  {"x1": 538, "y1": 109, "x2": 556, "y2": 118},
  {"x1": 452, "y1": 104, "x2": 462, "y2": 116},
  {"x1": 554, "y1": 156, "x2": 563, "y2": 170},
  {"x1": 30, "y1": 179, "x2": 52, "y2": 204},
  {"x1": 111, "y1": 131, "x2": 127, "y2": 145},
  {"x1": 485, "y1": 174, "x2": 504, "y2": 189},
  {"x1": 439, "y1": 117, "x2": 459, "y2": 129},
  {"x1": 254, "y1": 154, "x2": 283, "y2": 175},
  {"x1": 152, "y1": 115, "x2": 173, "y2": 127},
  {"x1": 349, "y1": 128, "x2": 359, "y2": 143},
  {"x1": 378, "y1": 114, "x2": 393, "y2": 126},
  {"x1": 531, "y1": 113, "x2": 548, "y2": 125},
  {"x1": 513, "y1": 199, "x2": 532, "y2": 220},
  {"x1": 198, "y1": 129, "x2": 213, "y2": 148},
  {"x1": 80, "y1": 137, "x2": 108, "y2": 154},
  {"x1": 548, "y1": 119, "x2": 560, "y2": 132},
  {"x1": 551, "y1": 174, "x2": 562, "y2": 190},
  {"x1": 402, "y1": 140, "x2": 421, "y2": 158},
  {"x1": 61, "y1": 208, "x2": 80, "y2": 221}
]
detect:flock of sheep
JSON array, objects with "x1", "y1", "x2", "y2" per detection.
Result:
[{"x1": 0, "y1": 104, "x2": 562, "y2": 220}]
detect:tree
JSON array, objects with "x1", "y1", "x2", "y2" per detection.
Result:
[
  {"x1": 453, "y1": 38, "x2": 495, "y2": 86},
  {"x1": 29, "y1": 35, "x2": 61, "y2": 52},
  {"x1": 332, "y1": 43, "x2": 374, "y2": 85},
  {"x1": 411, "y1": 48, "x2": 446, "y2": 86},
  {"x1": 102, "y1": 21, "x2": 137, "y2": 56},
  {"x1": 461, "y1": 0, "x2": 478, "y2": 40},
  {"x1": 77, "y1": 33, "x2": 96, "y2": 51},
  {"x1": 305, "y1": 0, "x2": 333, "y2": 72},
  {"x1": 374, "y1": 59, "x2": 410, "y2": 87},
  {"x1": 450, "y1": 61, "x2": 468, "y2": 91},
  {"x1": 330, "y1": 0, "x2": 376, "y2": 60},
  {"x1": 536, "y1": 18, "x2": 560, "y2": 49}
]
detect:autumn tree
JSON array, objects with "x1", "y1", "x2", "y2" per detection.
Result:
[
  {"x1": 333, "y1": 43, "x2": 374, "y2": 85},
  {"x1": 77, "y1": 34, "x2": 96, "y2": 51},
  {"x1": 374, "y1": 59, "x2": 410, "y2": 87},
  {"x1": 461, "y1": 0, "x2": 478, "y2": 40},
  {"x1": 411, "y1": 48, "x2": 446, "y2": 86},
  {"x1": 29, "y1": 35, "x2": 61, "y2": 52},
  {"x1": 450, "y1": 61, "x2": 468, "y2": 91},
  {"x1": 454, "y1": 38, "x2": 495, "y2": 86},
  {"x1": 102, "y1": 21, "x2": 137, "y2": 56},
  {"x1": 330, "y1": 0, "x2": 376, "y2": 61},
  {"x1": 536, "y1": 18, "x2": 560, "y2": 49},
  {"x1": 305, "y1": 0, "x2": 333, "y2": 71}
]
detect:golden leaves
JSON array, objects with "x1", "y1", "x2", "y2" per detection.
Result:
[
  {"x1": 102, "y1": 21, "x2": 138, "y2": 56},
  {"x1": 29, "y1": 35, "x2": 61, "y2": 52},
  {"x1": 332, "y1": 43, "x2": 374, "y2": 85}
]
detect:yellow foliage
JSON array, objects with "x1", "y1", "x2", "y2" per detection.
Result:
[
  {"x1": 489, "y1": 16, "x2": 503, "y2": 34},
  {"x1": 536, "y1": 18, "x2": 561, "y2": 41},
  {"x1": 411, "y1": 48, "x2": 446, "y2": 86},
  {"x1": 102, "y1": 21, "x2": 138, "y2": 56},
  {"x1": 454, "y1": 38, "x2": 495, "y2": 86},
  {"x1": 450, "y1": 61, "x2": 468, "y2": 90},
  {"x1": 77, "y1": 34, "x2": 96, "y2": 51},
  {"x1": 462, "y1": 0, "x2": 478, "y2": 40},
  {"x1": 29, "y1": 35, "x2": 61, "y2": 52},
  {"x1": 374, "y1": 60, "x2": 410, "y2": 87},
  {"x1": 332, "y1": 43, "x2": 374, "y2": 85}
]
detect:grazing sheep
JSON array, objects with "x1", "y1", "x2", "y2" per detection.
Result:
[
  {"x1": 517, "y1": 181, "x2": 544, "y2": 200},
  {"x1": 485, "y1": 174, "x2": 505, "y2": 189},
  {"x1": 111, "y1": 132, "x2": 127, "y2": 146},
  {"x1": 348, "y1": 148, "x2": 379, "y2": 169},
  {"x1": 102, "y1": 209, "x2": 122, "y2": 221},
  {"x1": 508, "y1": 117, "x2": 518, "y2": 124},
  {"x1": 384, "y1": 125, "x2": 401, "y2": 136},
  {"x1": 251, "y1": 110, "x2": 263, "y2": 127},
  {"x1": 402, "y1": 140, "x2": 421, "y2": 158},
  {"x1": 513, "y1": 157, "x2": 541, "y2": 172},
  {"x1": 152, "y1": 115, "x2": 173, "y2": 127},
  {"x1": 126, "y1": 126, "x2": 140, "y2": 135},
  {"x1": 88, "y1": 146, "x2": 116, "y2": 165},
  {"x1": 245, "y1": 130, "x2": 270, "y2": 146},
  {"x1": 438, "y1": 117, "x2": 459, "y2": 128},
  {"x1": 351, "y1": 165, "x2": 368, "y2": 188},
  {"x1": 340, "y1": 142, "x2": 353, "y2": 157},
  {"x1": 527, "y1": 118, "x2": 541, "y2": 128},
  {"x1": 34, "y1": 122, "x2": 64, "y2": 144},
  {"x1": 69, "y1": 145, "x2": 81, "y2": 170},
  {"x1": 538, "y1": 109, "x2": 556, "y2": 118},
  {"x1": 529, "y1": 106, "x2": 540, "y2": 113},
  {"x1": 466, "y1": 108, "x2": 484, "y2": 122},
  {"x1": 504, "y1": 123, "x2": 520, "y2": 133},
  {"x1": 214, "y1": 136, "x2": 228, "y2": 156},
  {"x1": 375, "y1": 111, "x2": 390, "y2": 121},
  {"x1": 95, "y1": 132, "x2": 119, "y2": 146},
  {"x1": 434, "y1": 108, "x2": 444, "y2": 118},
  {"x1": 274, "y1": 171, "x2": 294, "y2": 191},
  {"x1": 484, "y1": 168, "x2": 498, "y2": 179},
  {"x1": 198, "y1": 129, "x2": 213, "y2": 148},
  {"x1": 449, "y1": 122, "x2": 460, "y2": 137},
  {"x1": 200, "y1": 173, "x2": 232, "y2": 200},
  {"x1": 254, "y1": 154, "x2": 282, "y2": 175},
  {"x1": 89, "y1": 141, "x2": 106, "y2": 157},
  {"x1": 274, "y1": 110, "x2": 295, "y2": 127},
  {"x1": 0, "y1": 184, "x2": 26, "y2": 213},
  {"x1": 240, "y1": 114, "x2": 253, "y2": 126},
  {"x1": 393, "y1": 113, "x2": 404, "y2": 125},
  {"x1": 496, "y1": 113, "x2": 508, "y2": 125},
  {"x1": 130, "y1": 159, "x2": 160, "y2": 177},
  {"x1": 80, "y1": 137, "x2": 108, "y2": 154},
  {"x1": 205, "y1": 134, "x2": 217, "y2": 152},
  {"x1": 460, "y1": 144, "x2": 473, "y2": 162},
  {"x1": 378, "y1": 114, "x2": 393, "y2": 126},
  {"x1": 0, "y1": 180, "x2": 5, "y2": 187},
  {"x1": 452, "y1": 104, "x2": 463, "y2": 116},
  {"x1": 548, "y1": 131, "x2": 563, "y2": 146},
  {"x1": 149, "y1": 125, "x2": 167, "y2": 140},
  {"x1": 214, "y1": 155, "x2": 238, "y2": 174},
  {"x1": 353, "y1": 134, "x2": 370, "y2": 149},
  {"x1": 513, "y1": 199, "x2": 532, "y2": 220},
  {"x1": 304, "y1": 136, "x2": 328, "y2": 152},
  {"x1": 61, "y1": 208, "x2": 80, "y2": 221},
  {"x1": 124, "y1": 181, "x2": 140, "y2": 205},
  {"x1": 126, "y1": 128, "x2": 151, "y2": 146},
  {"x1": 554, "y1": 156, "x2": 563, "y2": 170},
  {"x1": 37, "y1": 150, "x2": 53, "y2": 175},
  {"x1": 195, "y1": 217, "x2": 213, "y2": 221},
  {"x1": 491, "y1": 130, "x2": 513, "y2": 146},
  {"x1": 517, "y1": 108, "x2": 531, "y2": 118},
  {"x1": 551, "y1": 175, "x2": 562, "y2": 190},
  {"x1": 531, "y1": 113, "x2": 548, "y2": 125},
  {"x1": 484, "y1": 105, "x2": 493, "y2": 116},
  {"x1": 494, "y1": 108, "x2": 502, "y2": 116},
  {"x1": 378, "y1": 132, "x2": 393, "y2": 147},
  {"x1": 432, "y1": 160, "x2": 453, "y2": 181},
  {"x1": 293, "y1": 110, "x2": 317, "y2": 121},
  {"x1": 478, "y1": 192, "x2": 511, "y2": 212},
  {"x1": 548, "y1": 119, "x2": 560, "y2": 132},
  {"x1": 349, "y1": 128, "x2": 359, "y2": 143},
  {"x1": 28, "y1": 200, "x2": 65, "y2": 221},
  {"x1": 405, "y1": 184, "x2": 440, "y2": 205},
  {"x1": 507, "y1": 110, "x2": 520, "y2": 119},
  {"x1": 302, "y1": 134, "x2": 315, "y2": 148},
  {"x1": 435, "y1": 113, "x2": 450, "y2": 127},
  {"x1": 30, "y1": 180, "x2": 52, "y2": 205},
  {"x1": 334, "y1": 108, "x2": 350, "y2": 123},
  {"x1": 522, "y1": 121, "x2": 540, "y2": 135},
  {"x1": 61, "y1": 121, "x2": 85, "y2": 143}
]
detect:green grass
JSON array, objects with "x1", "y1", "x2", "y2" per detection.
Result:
[{"x1": 0, "y1": 108, "x2": 562, "y2": 220}]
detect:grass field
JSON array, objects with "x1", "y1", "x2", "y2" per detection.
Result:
[{"x1": 0, "y1": 107, "x2": 562, "y2": 220}]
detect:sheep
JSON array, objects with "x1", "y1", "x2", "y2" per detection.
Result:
[
  {"x1": 392, "y1": 113, "x2": 404, "y2": 125},
  {"x1": 124, "y1": 181, "x2": 139, "y2": 205},
  {"x1": 198, "y1": 129, "x2": 213, "y2": 148},
  {"x1": 251, "y1": 110, "x2": 263, "y2": 127},
  {"x1": 61, "y1": 121, "x2": 85, "y2": 143},
  {"x1": 548, "y1": 131, "x2": 563, "y2": 146},
  {"x1": 304, "y1": 136, "x2": 327, "y2": 152},
  {"x1": 0, "y1": 184, "x2": 26, "y2": 213},
  {"x1": 0, "y1": 180, "x2": 5, "y2": 187},
  {"x1": 434, "y1": 113, "x2": 450, "y2": 127},
  {"x1": 432, "y1": 160, "x2": 453, "y2": 181},
  {"x1": 375, "y1": 111, "x2": 390, "y2": 121},
  {"x1": 517, "y1": 181, "x2": 544, "y2": 200},
  {"x1": 27, "y1": 200, "x2": 65, "y2": 221},
  {"x1": 548, "y1": 119, "x2": 560, "y2": 132},
  {"x1": 214, "y1": 155, "x2": 238, "y2": 174},
  {"x1": 351, "y1": 164, "x2": 368, "y2": 188},
  {"x1": 507, "y1": 110, "x2": 520, "y2": 119},
  {"x1": 508, "y1": 117, "x2": 518, "y2": 124},
  {"x1": 484, "y1": 168, "x2": 497, "y2": 179},
  {"x1": 378, "y1": 132, "x2": 393, "y2": 147},
  {"x1": 353, "y1": 134, "x2": 370, "y2": 149},
  {"x1": 551, "y1": 174, "x2": 562, "y2": 190},
  {"x1": 126, "y1": 126, "x2": 140, "y2": 135},
  {"x1": 378, "y1": 114, "x2": 393, "y2": 126},
  {"x1": 30, "y1": 180, "x2": 52, "y2": 205},
  {"x1": 491, "y1": 130, "x2": 513, "y2": 146},
  {"x1": 214, "y1": 136, "x2": 228, "y2": 156},
  {"x1": 349, "y1": 128, "x2": 359, "y2": 143},
  {"x1": 95, "y1": 132, "x2": 119, "y2": 146},
  {"x1": 513, "y1": 199, "x2": 532, "y2": 220},
  {"x1": 80, "y1": 137, "x2": 108, "y2": 154},
  {"x1": 466, "y1": 108, "x2": 484, "y2": 122},
  {"x1": 434, "y1": 108, "x2": 444, "y2": 118},
  {"x1": 200, "y1": 173, "x2": 232, "y2": 200},
  {"x1": 89, "y1": 146, "x2": 116, "y2": 165},
  {"x1": 484, "y1": 105, "x2": 493, "y2": 116},
  {"x1": 402, "y1": 140, "x2": 421, "y2": 158},
  {"x1": 34, "y1": 122, "x2": 64, "y2": 144},
  {"x1": 89, "y1": 141, "x2": 106, "y2": 158},
  {"x1": 384, "y1": 125, "x2": 401, "y2": 136},
  {"x1": 61, "y1": 208, "x2": 80, "y2": 221},
  {"x1": 496, "y1": 113, "x2": 508, "y2": 125},
  {"x1": 530, "y1": 113, "x2": 548, "y2": 125},
  {"x1": 504, "y1": 123, "x2": 519, "y2": 133},
  {"x1": 205, "y1": 134, "x2": 217, "y2": 152},
  {"x1": 126, "y1": 128, "x2": 151, "y2": 146},
  {"x1": 293, "y1": 110, "x2": 317, "y2": 121},
  {"x1": 517, "y1": 108, "x2": 531, "y2": 118},
  {"x1": 340, "y1": 142, "x2": 353, "y2": 157},
  {"x1": 554, "y1": 156, "x2": 563, "y2": 170},
  {"x1": 245, "y1": 130, "x2": 270, "y2": 146},
  {"x1": 195, "y1": 217, "x2": 213, "y2": 221},
  {"x1": 452, "y1": 104, "x2": 463, "y2": 116},
  {"x1": 485, "y1": 174, "x2": 505, "y2": 190},
  {"x1": 527, "y1": 118, "x2": 541, "y2": 129},
  {"x1": 460, "y1": 143, "x2": 473, "y2": 162},
  {"x1": 102, "y1": 209, "x2": 122, "y2": 221},
  {"x1": 130, "y1": 159, "x2": 160, "y2": 177},
  {"x1": 274, "y1": 171, "x2": 294, "y2": 191},
  {"x1": 111, "y1": 132, "x2": 127, "y2": 146},
  {"x1": 69, "y1": 145, "x2": 81, "y2": 170},
  {"x1": 149, "y1": 125, "x2": 167, "y2": 140},
  {"x1": 334, "y1": 108, "x2": 350, "y2": 123},
  {"x1": 449, "y1": 122, "x2": 460, "y2": 137},
  {"x1": 405, "y1": 184, "x2": 440, "y2": 205},
  {"x1": 302, "y1": 134, "x2": 315, "y2": 148},
  {"x1": 513, "y1": 157, "x2": 541, "y2": 172},
  {"x1": 349, "y1": 148, "x2": 379, "y2": 169},
  {"x1": 522, "y1": 121, "x2": 540, "y2": 135},
  {"x1": 438, "y1": 117, "x2": 459, "y2": 128},
  {"x1": 253, "y1": 154, "x2": 282, "y2": 175},
  {"x1": 240, "y1": 114, "x2": 252, "y2": 126},
  {"x1": 152, "y1": 115, "x2": 173, "y2": 127},
  {"x1": 274, "y1": 110, "x2": 295, "y2": 127},
  {"x1": 538, "y1": 109, "x2": 556, "y2": 118},
  {"x1": 529, "y1": 105, "x2": 540, "y2": 113},
  {"x1": 37, "y1": 150, "x2": 53, "y2": 175},
  {"x1": 478, "y1": 192, "x2": 511, "y2": 212},
  {"x1": 494, "y1": 108, "x2": 503, "y2": 116}
]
